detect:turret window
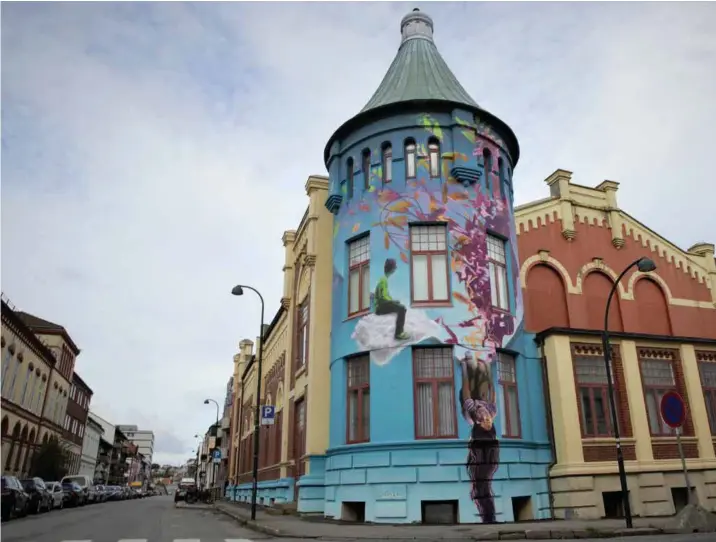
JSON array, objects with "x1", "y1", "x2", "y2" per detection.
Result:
[
  {"x1": 410, "y1": 224, "x2": 449, "y2": 304},
  {"x1": 483, "y1": 148, "x2": 493, "y2": 195},
  {"x1": 382, "y1": 143, "x2": 392, "y2": 183},
  {"x1": 362, "y1": 149, "x2": 371, "y2": 190},
  {"x1": 348, "y1": 235, "x2": 371, "y2": 316},
  {"x1": 428, "y1": 138, "x2": 440, "y2": 178},
  {"x1": 346, "y1": 158, "x2": 354, "y2": 200},
  {"x1": 487, "y1": 234, "x2": 509, "y2": 311},
  {"x1": 405, "y1": 139, "x2": 416, "y2": 179}
]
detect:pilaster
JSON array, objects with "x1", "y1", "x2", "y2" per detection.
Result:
[
  {"x1": 681, "y1": 344, "x2": 716, "y2": 459},
  {"x1": 619, "y1": 340, "x2": 653, "y2": 461}
]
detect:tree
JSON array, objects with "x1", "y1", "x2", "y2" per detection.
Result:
[{"x1": 29, "y1": 435, "x2": 70, "y2": 481}]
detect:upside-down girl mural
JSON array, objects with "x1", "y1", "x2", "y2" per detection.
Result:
[{"x1": 331, "y1": 112, "x2": 522, "y2": 523}]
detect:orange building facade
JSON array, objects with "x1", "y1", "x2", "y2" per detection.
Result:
[{"x1": 516, "y1": 169, "x2": 716, "y2": 518}]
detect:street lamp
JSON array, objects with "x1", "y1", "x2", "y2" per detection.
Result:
[
  {"x1": 204, "y1": 399, "x2": 220, "y2": 489},
  {"x1": 603, "y1": 256, "x2": 656, "y2": 529},
  {"x1": 231, "y1": 283, "x2": 265, "y2": 521}
]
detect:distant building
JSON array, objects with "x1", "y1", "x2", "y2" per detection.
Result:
[
  {"x1": 79, "y1": 415, "x2": 103, "y2": 479},
  {"x1": 89, "y1": 411, "x2": 115, "y2": 483},
  {"x1": 63, "y1": 372, "x2": 93, "y2": 474},
  {"x1": 116, "y1": 425, "x2": 155, "y2": 465}
]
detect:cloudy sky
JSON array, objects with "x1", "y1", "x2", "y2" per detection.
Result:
[{"x1": 2, "y1": 2, "x2": 715, "y2": 465}]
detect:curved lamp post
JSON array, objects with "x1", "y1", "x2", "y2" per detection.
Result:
[
  {"x1": 603, "y1": 256, "x2": 656, "y2": 529},
  {"x1": 204, "y1": 399, "x2": 220, "y2": 489},
  {"x1": 231, "y1": 284, "x2": 265, "y2": 521}
]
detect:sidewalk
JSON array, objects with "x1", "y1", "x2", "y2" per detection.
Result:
[{"x1": 213, "y1": 500, "x2": 705, "y2": 540}]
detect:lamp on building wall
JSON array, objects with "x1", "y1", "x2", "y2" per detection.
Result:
[
  {"x1": 603, "y1": 256, "x2": 656, "y2": 529},
  {"x1": 231, "y1": 283, "x2": 265, "y2": 521}
]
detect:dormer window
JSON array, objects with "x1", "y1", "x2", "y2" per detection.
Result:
[
  {"x1": 362, "y1": 149, "x2": 371, "y2": 190},
  {"x1": 346, "y1": 158, "x2": 354, "y2": 200},
  {"x1": 428, "y1": 137, "x2": 440, "y2": 178},
  {"x1": 382, "y1": 143, "x2": 392, "y2": 183},
  {"x1": 405, "y1": 139, "x2": 416, "y2": 179}
]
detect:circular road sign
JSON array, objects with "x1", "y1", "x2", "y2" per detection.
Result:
[{"x1": 660, "y1": 391, "x2": 686, "y2": 429}]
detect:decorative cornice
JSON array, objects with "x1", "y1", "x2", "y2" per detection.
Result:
[
  {"x1": 562, "y1": 229, "x2": 576, "y2": 241},
  {"x1": 280, "y1": 297, "x2": 291, "y2": 309},
  {"x1": 325, "y1": 194, "x2": 342, "y2": 215},
  {"x1": 304, "y1": 254, "x2": 317, "y2": 268},
  {"x1": 451, "y1": 166, "x2": 482, "y2": 187}
]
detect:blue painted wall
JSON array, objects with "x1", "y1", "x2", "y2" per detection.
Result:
[{"x1": 318, "y1": 108, "x2": 554, "y2": 524}]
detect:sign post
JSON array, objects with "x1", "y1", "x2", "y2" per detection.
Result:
[
  {"x1": 261, "y1": 405, "x2": 275, "y2": 426},
  {"x1": 660, "y1": 391, "x2": 695, "y2": 505},
  {"x1": 212, "y1": 448, "x2": 222, "y2": 464}
]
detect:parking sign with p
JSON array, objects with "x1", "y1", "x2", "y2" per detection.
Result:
[{"x1": 261, "y1": 405, "x2": 275, "y2": 426}]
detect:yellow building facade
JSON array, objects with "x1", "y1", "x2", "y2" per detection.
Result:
[
  {"x1": 1, "y1": 297, "x2": 72, "y2": 476},
  {"x1": 517, "y1": 172, "x2": 716, "y2": 518},
  {"x1": 229, "y1": 175, "x2": 334, "y2": 505}
]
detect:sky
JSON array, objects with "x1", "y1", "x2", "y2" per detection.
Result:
[{"x1": 2, "y1": 1, "x2": 715, "y2": 465}]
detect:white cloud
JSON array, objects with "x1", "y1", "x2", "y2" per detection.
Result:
[{"x1": 2, "y1": 2, "x2": 714, "y2": 464}]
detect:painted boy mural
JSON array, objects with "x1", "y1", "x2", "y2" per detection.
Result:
[
  {"x1": 374, "y1": 258, "x2": 409, "y2": 341},
  {"x1": 459, "y1": 352, "x2": 499, "y2": 524}
]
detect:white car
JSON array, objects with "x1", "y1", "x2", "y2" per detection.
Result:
[
  {"x1": 60, "y1": 475, "x2": 97, "y2": 503},
  {"x1": 45, "y1": 482, "x2": 65, "y2": 510}
]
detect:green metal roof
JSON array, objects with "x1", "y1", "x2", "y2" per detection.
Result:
[
  {"x1": 324, "y1": 8, "x2": 520, "y2": 166},
  {"x1": 360, "y1": 9, "x2": 478, "y2": 113}
]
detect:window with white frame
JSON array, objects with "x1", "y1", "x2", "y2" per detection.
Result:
[
  {"x1": 487, "y1": 234, "x2": 509, "y2": 310},
  {"x1": 410, "y1": 224, "x2": 449, "y2": 303}
]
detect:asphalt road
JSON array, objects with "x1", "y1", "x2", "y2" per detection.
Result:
[
  {"x1": 1, "y1": 495, "x2": 713, "y2": 542},
  {"x1": 0, "y1": 495, "x2": 267, "y2": 542}
]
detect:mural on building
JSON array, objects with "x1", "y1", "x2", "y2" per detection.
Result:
[{"x1": 331, "y1": 113, "x2": 522, "y2": 523}]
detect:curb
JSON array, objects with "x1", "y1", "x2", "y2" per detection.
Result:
[{"x1": 213, "y1": 504, "x2": 710, "y2": 540}]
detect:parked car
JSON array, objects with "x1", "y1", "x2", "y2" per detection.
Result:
[
  {"x1": 1, "y1": 475, "x2": 29, "y2": 521},
  {"x1": 20, "y1": 478, "x2": 52, "y2": 514},
  {"x1": 44, "y1": 482, "x2": 65, "y2": 510},
  {"x1": 60, "y1": 475, "x2": 97, "y2": 504},
  {"x1": 94, "y1": 485, "x2": 108, "y2": 502},
  {"x1": 61, "y1": 481, "x2": 84, "y2": 507},
  {"x1": 106, "y1": 485, "x2": 124, "y2": 501}
]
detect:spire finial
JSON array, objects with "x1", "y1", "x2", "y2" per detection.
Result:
[{"x1": 400, "y1": 8, "x2": 434, "y2": 44}]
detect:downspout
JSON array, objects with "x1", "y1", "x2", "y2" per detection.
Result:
[{"x1": 538, "y1": 336, "x2": 557, "y2": 519}]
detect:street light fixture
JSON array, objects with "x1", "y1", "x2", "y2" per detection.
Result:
[
  {"x1": 603, "y1": 256, "x2": 656, "y2": 529},
  {"x1": 231, "y1": 283, "x2": 265, "y2": 521}
]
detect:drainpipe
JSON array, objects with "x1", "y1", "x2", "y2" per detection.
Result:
[{"x1": 538, "y1": 337, "x2": 557, "y2": 519}]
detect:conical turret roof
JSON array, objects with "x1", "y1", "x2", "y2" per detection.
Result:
[
  {"x1": 360, "y1": 9, "x2": 478, "y2": 113},
  {"x1": 324, "y1": 8, "x2": 519, "y2": 166}
]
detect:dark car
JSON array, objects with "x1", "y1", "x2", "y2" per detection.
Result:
[
  {"x1": 1, "y1": 475, "x2": 29, "y2": 521},
  {"x1": 62, "y1": 481, "x2": 84, "y2": 507},
  {"x1": 20, "y1": 478, "x2": 52, "y2": 514}
]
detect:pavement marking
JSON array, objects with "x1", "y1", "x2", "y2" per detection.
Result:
[
  {"x1": 173, "y1": 539, "x2": 201, "y2": 542},
  {"x1": 224, "y1": 539, "x2": 255, "y2": 542},
  {"x1": 117, "y1": 539, "x2": 148, "y2": 542},
  {"x1": 61, "y1": 540, "x2": 93, "y2": 542}
]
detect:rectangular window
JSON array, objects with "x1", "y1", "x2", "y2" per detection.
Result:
[
  {"x1": 699, "y1": 359, "x2": 716, "y2": 434},
  {"x1": 640, "y1": 357, "x2": 677, "y2": 436},
  {"x1": 410, "y1": 224, "x2": 449, "y2": 303},
  {"x1": 346, "y1": 355, "x2": 370, "y2": 444},
  {"x1": 65, "y1": 414, "x2": 70, "y2": 430},
  {"x1": 348, "y1": 235, "x2": 371, "y2": 316},
  {"x1": 574, "y1": 354, "x2": 617, "y2": 437},
  {"x1": 382, "y1": 145, "x2": 392, "y2": 183},
  {"x1": 498, "y1": 353, "x2": 520, "y2": 438},
  {"x1": 413, "y1": 347, "x2": 457, "y2": 439},
  {"x1": 487, "y1": 235, "x2": 509, "y2": 311},
  {"x1": 296, "y1": 298, "x2": 309, "y2": 370}
]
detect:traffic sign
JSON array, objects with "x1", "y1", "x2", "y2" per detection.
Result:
[
  {"x1": 261, "y1": 405, "x2": 275, "y2": 426},
  {"x1": 212, "y1": 448, "x2": 222, "y2": 464},
  {"x1": 660, "y1": 391, "x2": 686, "y2": 429}
]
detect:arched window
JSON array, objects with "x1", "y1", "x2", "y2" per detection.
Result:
[
  {"x1": 21, "y1": 364, "x2": 34, "y2": 407},
  {"x1": 361, "y1": 149, "x2": 371, "y2": 190},
  {"x1": 405, "y1": 139, "x2": 416, "y2": 179},
  {"x1": 428, "y1": 137, "x2": 440, "y2": 178},
  {"x1": 482, "y1": 148, "x2": 493, "y2": 194},
  {"x1": 346, "y1": 158, "x2": 354, "y2": 200},
  {"x1": 498, "y1": 156, "x2": 505, "y2": 197},
  {"x1": 381, "y1": 143, "x2": 392, "y2": 183}
]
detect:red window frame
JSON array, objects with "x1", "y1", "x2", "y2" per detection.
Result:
[
  {"x1": 295, "y1": 297, "x2": 309, "y2": 370},
  {"x1": 428, "y1": 138, "x2": 440, "y2": 178},
  {"x1": 346, "y1": 355, "x2": 370, "y2": 444},
  {"x1": 362, "y1": 149, "x2": 371, "y2": 190},
  {"x1": 412, "y1": 347, "x2": 458, "y2": 439},
  {"x1": 382, "y1": 144, "x2": 392, "y2": 183},
  {"x1": 409, "y1": 224, "x2": 450, "y2": 305},
  {"x1": 347, "y1": 235, "x2": 370, "y2": 317},
  {"x1": 487, "y1": 234, "x2": 509, "y2": 311},
  {"x1": 405, "y1": 140, "x2": 416, "y2": 179},
  {"x1": 498, "y1": 352, "x2": 521, "y2": 438},
  {"x1": 639, "y1": 357, "x2": 677, "y2": 437}
]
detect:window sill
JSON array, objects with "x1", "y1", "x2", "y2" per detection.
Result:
[
  {"x1": 414, "y1": 434, "x2": 459, "y2": 441},
  {"x1": 411, "y1": 301, "x2": 452, "y2": 309},
  {"x1": 346, "y1": 439, "x2": 370, "y2": 446},
  {"x1": 491, "y1": 306, "x2": 512, "y2": 316},
  {"x1": 501, "y1": 435, "x2": 522, "y2": 440},
  {"x1": 581, "y1": 437, "x2": 636, "y2": 444},
  {"x1": 295, "y1": 366, "x2": 307, "y2": 380},
  {"x1": 344, "y1": 310, "x2": 370, "y2": 322}
]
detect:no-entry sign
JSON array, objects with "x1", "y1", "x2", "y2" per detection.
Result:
[{"x1": 660, "y1": 391, "x2": 686, "y2": 429}]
